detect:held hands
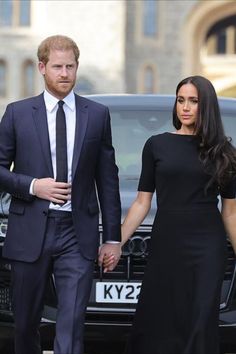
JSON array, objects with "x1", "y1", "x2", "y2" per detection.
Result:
[
  {"x1": 102, "y1": 252, "x2": 118, "y2": 272},
  {"x1": 98, "y1": 243, "x2": 122, "y2": 273},
  {"x1": 33, "y1": 178, "x2": 71, "y2": 204}
]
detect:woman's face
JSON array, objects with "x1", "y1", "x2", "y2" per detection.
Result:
[{"x1": 176, "y1": 83, "x2": 198, "y2": 130}]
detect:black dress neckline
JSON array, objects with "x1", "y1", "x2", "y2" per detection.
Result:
[{"x1": 165, "y1": 132, "x2": 197, "y2": 137}]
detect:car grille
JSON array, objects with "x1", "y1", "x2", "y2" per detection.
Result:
[
  {"x1": 95, "y1": 228, "x2": 236, "y2": 282},
  {"x1": 225, "y1": 240, "x2": 236, "y2": 280},
  {"x1": 0, "y1": 230, "x2": 235, "y2": 313},
  {"x1": 0, "y1": 261, "x2": 11, "y2": 311},
  {"x1": 95, "y1": 228, "x2": 151, "y2": 281}
]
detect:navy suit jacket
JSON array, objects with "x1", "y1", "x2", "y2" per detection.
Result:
[{"x1": 0, "y1": 93, "x2": 121, "y2": 262}]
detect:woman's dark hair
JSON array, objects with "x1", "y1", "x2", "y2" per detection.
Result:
[{"x1": 173, "y1": 75, "x2": 236, "y2": 191}]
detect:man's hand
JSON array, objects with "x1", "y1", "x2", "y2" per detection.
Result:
[
  {"x1": 98, "y1": 243, "x2": 121, "y2": 273},
  {"x1": 33, "y1": 178, "x2": 71, "y2": 204}
]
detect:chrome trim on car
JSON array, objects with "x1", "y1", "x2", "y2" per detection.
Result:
[
  {"x1": 219, "y1": 323, "x2": 236, "y2": 327},
  {"x1": 85, "y1": 321, "x2": 132, "y2": 327},
  {"x1": 86, "y1": 306, "x2": 135, "y2": 313},
  {"x1": 122, "y1": 236, "x2": 151, "y2": 256}
]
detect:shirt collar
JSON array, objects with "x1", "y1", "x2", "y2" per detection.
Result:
[{"x1": 44, "y1": 90, "x2": 76, "y2": 113}]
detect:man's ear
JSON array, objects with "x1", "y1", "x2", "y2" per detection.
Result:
[{"x1": 38, "y1": 61, "x2": 46, "y2": 75}]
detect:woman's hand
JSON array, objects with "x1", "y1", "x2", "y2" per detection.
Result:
[
  {"x1": 98, "y1": 243, "x2": 121, "y2": 272},
  {"x1": 102, "y1": 253, "x2": 117, "y2": 271}
]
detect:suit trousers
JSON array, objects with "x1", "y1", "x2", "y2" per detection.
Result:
[{"x1": 11, "y1": 211, "x2": 94, "y2": 354}]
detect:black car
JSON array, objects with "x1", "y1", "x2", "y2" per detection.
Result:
[{"x1": 0, "y1": 95, "x2": 236, "y2": 354}]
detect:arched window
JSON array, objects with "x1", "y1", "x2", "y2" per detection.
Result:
[
  {"x1": 206, "y1": 15, "x2": 236, "y2": 55},
  {"x1": 0, "y1": 60, "x2": 7, "y2": 97},
  {"x1": 0, "y1": 0, "x2": 31, "y2": 27},
  {"x1": 143, "y1": 0, "x2": 157, "y2": 37},
  {"x1": 22, "y1": 60, "x2": 35, "y2": 97},
  {"x1": 143, "y1": 66, "x2": 155, "y2": 93}
]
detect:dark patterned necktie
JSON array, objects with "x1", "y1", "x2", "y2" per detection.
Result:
[{"x1": 56, "y1": 100, "x2": 68, "y2": 182}]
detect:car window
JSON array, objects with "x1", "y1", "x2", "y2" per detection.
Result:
[
  {"x1": 110, "y1": 109, "x2": 173, "y2": 177},
  {"x1": 221, "y1": 113, "x2": 236, "y2": 145}
]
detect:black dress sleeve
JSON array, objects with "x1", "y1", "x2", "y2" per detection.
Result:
[
  {"x1": 138, "y1": 137, "x2": 155, "y2": 193},
  {"x1": 220, "y1": 176, "x2": 236, "y2": 199}
]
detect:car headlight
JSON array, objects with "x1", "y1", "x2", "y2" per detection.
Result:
[{"x1": 0, "y1": 218, "x2": 8, "y2": 238}]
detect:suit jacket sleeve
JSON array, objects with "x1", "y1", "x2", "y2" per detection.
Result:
[
  {"x1": 0, "y1": 103, "x2": 34, "y2": 201},
  {"x1": 95, "y1": 107, "x2": 121, "y2": 243}
]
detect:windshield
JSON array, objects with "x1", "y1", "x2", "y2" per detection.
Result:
[
  {"x1": 110, "y1": 109, "x2": 173, "y2": 177},
  {"x1": 110, "y1": 108, "x2": 236, "y2": 178}
]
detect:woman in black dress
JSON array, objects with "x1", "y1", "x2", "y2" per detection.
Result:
[{"x1": 104, "y1": 76, "x2": 236, "y2": 354}]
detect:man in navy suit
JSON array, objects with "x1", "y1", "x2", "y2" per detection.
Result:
[{"x1": 0, "y1": 35, "x2": 121, "y2": 354}]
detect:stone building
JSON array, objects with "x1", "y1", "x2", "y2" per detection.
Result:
[
  {"x1": 126, "y1": 0, "x2": 236, "y2": 95},
  {"x1": 0, "y1": 0, "x2": 125, "y2": 115},
  {"x1": 0, "y1": 0, "x2": 236, "y2": 116}
]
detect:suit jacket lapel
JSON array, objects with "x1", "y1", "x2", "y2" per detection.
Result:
[
  {"x1": 32, "y1": 94, "x2": 54, "y2": 177},
  {"x1": 72, "y1": 95, "x2": 88, "y2": 179}
]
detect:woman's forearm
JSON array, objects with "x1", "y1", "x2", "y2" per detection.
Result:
[
  {"x1": 223, "y1": 213, "x2": 236, "y2": 254},
  {"x1": 121, "y1": 192, "x2": 153, "y2": 246},
  {"x1": 222, "y1": 198, "x2": 236, "y2": 254}
]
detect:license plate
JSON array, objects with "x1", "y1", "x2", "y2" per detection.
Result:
[{"x1": 96, "y1": 281, "x2": 141, "y2": 303}]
